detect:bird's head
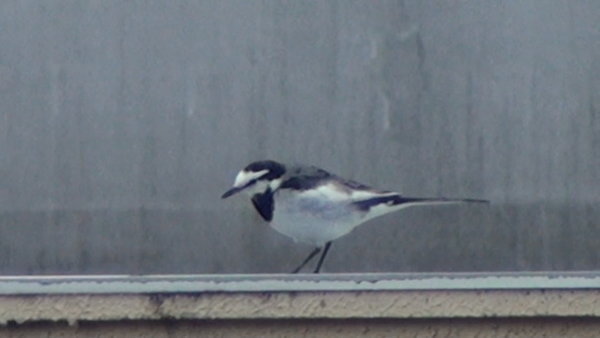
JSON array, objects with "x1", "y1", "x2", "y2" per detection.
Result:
[{"x1": 222, "y1": 160, "x2": 286, "y2": 198}]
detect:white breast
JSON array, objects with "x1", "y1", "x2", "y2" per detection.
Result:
[{"x1": 269, "y1": 187, "x2": 366, "y2": 247}]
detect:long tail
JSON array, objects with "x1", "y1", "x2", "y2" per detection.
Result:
[{"x1": 352, "y1": 194, "x2": 489, "y2": 220}]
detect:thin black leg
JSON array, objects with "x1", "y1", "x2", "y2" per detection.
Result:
[
  {"x1": 313, "y1": 241, "x2": 332, "y2": 274},
  {"x1": 291, "y1": 247, "x2": 321, "y2": 273}
]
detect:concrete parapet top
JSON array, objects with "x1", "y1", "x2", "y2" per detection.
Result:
[{"x1": 0, "y1": 272, "x2": 599, "y2": 325}]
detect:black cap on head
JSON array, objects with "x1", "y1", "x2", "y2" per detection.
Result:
[
  {"x1": 244, "y1": 160, "x2": 286, "y2": 180},
  {"x1": 221, "y1": 160, "x2": 286, "y2": 199}
]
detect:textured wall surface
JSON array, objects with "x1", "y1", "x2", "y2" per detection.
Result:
[
  {"x1": 2, "y1": 289, "x2": 600, "y2": 321},
  {"x1": 3, "y1": 319, "x2": 600, "y2": 338},
  {"x1": 0, "y1": 1, "x2": 599, "y2": 274},
  {"x1": 1, "y1": 289, "x2": 600, "y2": 337}
]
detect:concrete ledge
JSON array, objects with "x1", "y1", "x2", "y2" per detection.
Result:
[
  {"x1": 2, "y1": 271, "x2": 600, "y2": 294},
  {"x1": 3, "y1": 289, "x2": 599, "y2": 325},
  {"x1": 0, "y1": 272, "x2": 599, "y2": 336},
  {"x1": 4, "y1": 318, "x2": 600, "y2": 338}
]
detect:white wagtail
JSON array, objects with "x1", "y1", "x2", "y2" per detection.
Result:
[{"x1": 222, "y1": 160, "x2": 489, "y2": 273}]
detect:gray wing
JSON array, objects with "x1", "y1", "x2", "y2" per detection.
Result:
[
  {"x1": 278, "y1": 165, "x2": 488, "y2": 213},
  {"x1": 278, "y1": 165, "x2": 375, "y2": 192}
]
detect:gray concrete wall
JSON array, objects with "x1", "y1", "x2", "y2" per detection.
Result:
[
  {"x1": 5, "y1": 318, "x2": 600, "y2": 338},
  {"x1": 4, "y1": 319, "x2": 600, "y2": 338},
  {"x1": 0, "y1": 1, "x2": 599, "y2": 274},
  {"x1": 1, "y1": 283, "x2": 600, "y2": 337}
]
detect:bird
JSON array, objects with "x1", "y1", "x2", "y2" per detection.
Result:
[{"x1": 222, "y1": 160, "x2": 489, "y2": 273}]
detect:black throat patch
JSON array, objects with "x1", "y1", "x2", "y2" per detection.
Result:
[{"x1": 251, "y1": 188, "x2": 274, "y2": 222}]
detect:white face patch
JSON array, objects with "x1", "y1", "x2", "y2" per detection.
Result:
[
  {"x1": 233, "y1": 169, "x2": 269, "y2": 188},
  {"x1": 268, "y1": 178, "x2": 282, "y2": 191}
]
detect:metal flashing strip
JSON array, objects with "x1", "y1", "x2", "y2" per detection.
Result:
[{"x1": 0, "y1": 271, "x2": 598, "y2": 294}]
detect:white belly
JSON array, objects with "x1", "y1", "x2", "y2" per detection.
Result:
[{"x1": 270, "y1": 190, "x2": 364, "y2": 246}]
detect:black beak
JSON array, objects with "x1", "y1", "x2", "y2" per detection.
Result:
[
  {"x1": 221, "y1": 186, "x2": 245, "y2": 199},
  {"x1": 222, "y1": 176, "x2": 263, "y2": 199}
]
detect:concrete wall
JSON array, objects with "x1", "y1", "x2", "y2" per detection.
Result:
[
  {"x1": 3, "y1": 319, "x2": 600, "y2": 338},
  {"x1": 1, "y1": 288, "x2": 600, "y2": 337},
  {"x1": 0, "y1": 1, "x2": 599, "y2": 274}
]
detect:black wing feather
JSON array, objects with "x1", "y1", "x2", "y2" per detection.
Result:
[
  {"x1": 280, "y1": 165, "x2": 373, "y2": 192},
  {"x1": 352, "y1": 195, "x2": 489, "y2": 212},
  {"x1": 352, "y1": 195, "x2": 430, "y2": 212}
]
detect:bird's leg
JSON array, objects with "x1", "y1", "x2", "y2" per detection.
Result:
[
  {"x1": 291, "y1": 247, "x2": 321, "y2": 273},
  {"x1": 313, "y1": 241, "x2": 332, "y2": 274}
]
